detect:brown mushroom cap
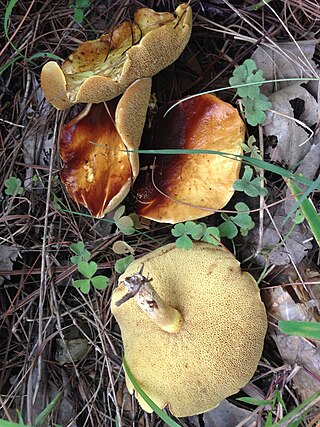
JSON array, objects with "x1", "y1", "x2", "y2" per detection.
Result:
[
  {"x1": 40, "y1": 4, "x2": 192, "y2": 110},
  {"x1": 111, "y1": 243, "x2": 267, "y2": 417},
  {"x1": 135, "y1": 94, "x2": 245, "y2": 224},
  {"x1": 59, "y1": 78, "x2": 151, "y2": 217}
]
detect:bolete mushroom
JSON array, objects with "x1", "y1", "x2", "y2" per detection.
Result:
[
  {"x1": 111, "y1": 243, "x2": 267, "y2": 417},
  {"x1": 135, "y1": 94, "x2": 246, "y2": 223},
  {"x1": 59, "y1": 78, "x2": 151, "y2": 217},
  {"x1": 41, "y1": 4, "x2": 192, "y2": 110}
]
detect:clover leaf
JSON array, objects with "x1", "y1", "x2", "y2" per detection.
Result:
[
  {"x1": 91, "y1": 275, "x2": 109, "y2": 290},
  {"x1": 229, "y1": 59, "x2": 264, "y2": 98},
  {"x1": 230, "y1": 59, "x2": 272, "y2": 126},
  {"x1": 203, "y1": 227, "x2": 220, "y2": 245},
  {"x1": 115, "y1": 254, "x2": 135, "y2": 274},
  {"x1": 114, "y1": 206, "x2": 136, "y2": 235},
  {"x1": 5, "y1": 177, "x2": 23, "y2": 196},
  {"x1": 73, "y1": 279, "x2": 91, "y2": 294},
  {"x1": 218, "y1": 218, "x2": 238, "y2": 239},
  {"x1": 242, "y1": 94, "x2": 272, "y2": 126},
  {"x1": 219, "y1": 203, "x2": 255, "y2": 239},
  {"x1": 233, "y1": 166, "x2": 268, "y2": 197},
  {"x1": 172, "y1": 221, "x2": 206, "y2": 250},
  {"x1": 70, "y1": 244, "x2": 109, "y2": 293},
  {"x1": 172, "y1": 221, "x2": 222, "y2": 249},
  {"x1": 70, "y1": 241, "x2": 91, "y2": 264}
]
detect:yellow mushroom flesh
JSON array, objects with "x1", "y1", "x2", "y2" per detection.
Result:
[{"x1": 40, "y1": 4, "x2": 192, "y2": 109}]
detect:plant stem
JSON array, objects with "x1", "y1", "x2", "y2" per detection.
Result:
[{"x1": 116, "y1": 269, "x2": 183, "y2": 333}]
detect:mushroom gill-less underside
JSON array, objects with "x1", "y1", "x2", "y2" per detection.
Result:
[
  {"x1": 111, "y1": 243, "x2": 267, "y2": 417},
  {"x1": 59, "y1": 78, "x2": 151, "y2": 218},
  {"x1": 135, "y1": 94, "x2": 246, "y2": 223},
  {"x1": 41, "y1": 4, "x2": 192, "y2": 109}
]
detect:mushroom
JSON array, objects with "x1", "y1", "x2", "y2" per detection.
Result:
[
  {"x1": 40, "y1": 4, "x2": 192, "y2": 110},
  {"x1": 59, "y1": 78, "x2": 151, "y2": 218},
  {"x1": 135, "y1": 94, "x2": 246, "y2": 223},
  {"x1": 111, "y1": 242, "x2": 267, "y2": 417}
]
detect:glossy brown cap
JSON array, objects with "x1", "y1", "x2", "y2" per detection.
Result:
[
  {"x1": 59, "y1": 78, "x2": 151, "y2": 217},
  {"x1": 41, "y1": 4, "x2": 192, "y2": 110},
  {"x1": 135, "y1": 94, "x2": 245, "y2": 223}
]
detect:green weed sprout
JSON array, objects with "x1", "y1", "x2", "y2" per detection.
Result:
[
  {"x1": 241, "y1": 135, "x2": 263, "y2": 162},
  {"x1": 171, "y1": 221, "x2": 221, "y2": 250},
  {"x1": 229, "y1": 59, "x2": 272, "y2": 126},
  {"x1": 219, "y1": 202, "x2": 255, "y2": 238},
  {"x1": 5, "y1": 177, "x2": 23, "y2": 196},
  {"x1": 233, "y1": 165, "x2": 268, "y2": 197},
  {"x1": 115, "y1": 255, "x2": 135, "y2": 274},
  {"x1": 70, "y1": 241, "x2": 109, "y2": 293},
  {"x1": 70, "y1": 0, "x2": 90, "y2": 24},
  {"x1": 70, "y1": 241, "x2": 91, "y2": 264},
  {"x1": 238, "y1": 389, "x2": 286, "y2": 426},
  {"x1": 114, "y1": 206, "x2": 136, "y2": 236},
  {"x1": 172, "y1": 204, "x2": 255, "y2": 249}
]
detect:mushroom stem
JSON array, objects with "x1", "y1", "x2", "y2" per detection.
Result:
[{"x1": 116, "y1": 266, "x2": 183, "y2": 333}]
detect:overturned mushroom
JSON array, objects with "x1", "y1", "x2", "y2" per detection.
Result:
[
  {"x1": 59, "y1": 78, "x2": 151, "y2": 218},
  {"x1": 41, "y1": 4, "x2": 192, "y2": 110},
  {"x1": 111, "y1": 243, "x2": 267, "y2": 417},
  {"x1": 135, "y1": 94, "x2": 245, "y2": 223}
]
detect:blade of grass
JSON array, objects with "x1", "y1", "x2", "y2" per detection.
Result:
[
  {"x1": 0, "y1": 53, "x2": 63, "y2": 75},
  {"x1": 279, "y1": 321, "x2": 320, "y2": 340},
  {"x1": 131, "y1": 148, "x2": 320, "y2": 189},
  {"x1": 0, "y1": 420, "x2": 32, "y2": 427},
  {"x1": 123, "y1": 358, "x2": 181, "y2": 427},
  {"x1": 88, "y1": 138, "x2": 319, "y2": 189},
  {"x1": 164, "y1": 77, "x2": 320, "y2": 117},
  {"x1": 4, "y1": 0, "x2": 19, "y2": 41},
  {"x1": 271, "y1": 390, "x2": 320, "y2": 426},
  {"x1": 34, "y1": 392, "x2": 62, "y2": 426},
  {"x1": 286, "y1": 179, "x2": 320, "y2": 246}
]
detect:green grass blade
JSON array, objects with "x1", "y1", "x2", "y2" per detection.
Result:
[
  {"x1": 0, "y1": 420, "x2": 32, "y2": 427},
  {"x1": 279, "y1": 321, "x2": 320, "y2": 340},
  {"x1": 4, "y1": 0, "x2": 19, "y2": 40},
  {"x1": 28, "y1": 52, "x2": 63, "y2": 62},
  {"x1": 132, "y1": 148, "x2": 320, "y2": 189},
  {"x1": 271, "y1": 390, "x2": 320, "y2": 426},
  {"x1": 282, "y1": 175, "x2": 320, "y2": 227},
  {"x1": 164, "y1": 77, "x2": 320, "y2": 117},
  {"x1": 123, "y1": 358, "x2": 181, "y2": 427},
  {"x1": 0, "y1": 56, "x2": 21, "y2": 75},
  {"x1": 286, "y1": 179, "x2": 320, "y2": 246},
  {"x1": 34, "y1": 392, "x2": 62, "y2": 426}
]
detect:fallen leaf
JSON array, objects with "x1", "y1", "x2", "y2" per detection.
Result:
[
  {"x1": 251, "y1": 40, "x2": 319, "y2": 96},
  {"x1": 0, "y1": 245, "x2": 19, "y2": 284},
  {"x1": 285, "y1": 135, "x2": 320, "y2": 215},
  {"x1": 55, "y1": 338, "x2": 90, "y2": 365},
  {"x1": 265, "y1": 268, "x2": 320, "y2": 404},
  {"x1": 189, "y1": 399, "x2": 257, "y2": 427},
  {"x1": 23, "y1": 125, "x2": 56, "y2": 189},
  {"x1": 263, "y1": 84, "x2": 318, "y2": 168},
  {"x1": 112, "y1": 241, "x2": 135, "y2": 255},
  {"x1": 247, "y1": 205, "x2": 312, "y2": 266}
]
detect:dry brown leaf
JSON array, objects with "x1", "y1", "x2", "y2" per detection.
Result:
[
  {"x1": 251, "y1": 40, "x2": 319, "y2": 96},
  {"x1": 265, "y1": 266, "x2": 320, "y2": 403},
  {"x1": 263, "y1": 84, "x2": 318, "y2": 168}
]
